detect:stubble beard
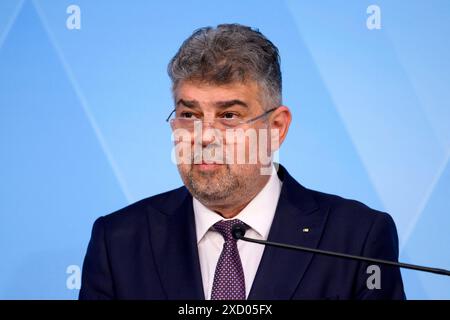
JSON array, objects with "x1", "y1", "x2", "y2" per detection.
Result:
[{"x1": 178, "y1": 163, "x2": 261, "y2": 208}]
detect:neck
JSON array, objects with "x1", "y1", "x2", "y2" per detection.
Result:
[{"x1": 210, "y1": 201, "x2": 251, "y2": 219}]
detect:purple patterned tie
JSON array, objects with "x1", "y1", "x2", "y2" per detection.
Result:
[{"x1": 211, "y1": 219, "x2": 246, "y2": 300}]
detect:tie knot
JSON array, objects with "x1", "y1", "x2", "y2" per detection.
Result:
[{"x1": 213, "y1": 219, "x2": 245, "y2": 242}]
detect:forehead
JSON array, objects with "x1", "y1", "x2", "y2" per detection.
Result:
[{"x1": 174, "y1": 80, "x2": 263, "y2": 108}]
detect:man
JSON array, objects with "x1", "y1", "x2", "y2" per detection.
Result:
[{"x1": 79, "y1": 24, "x2": 405, "y2": 300}]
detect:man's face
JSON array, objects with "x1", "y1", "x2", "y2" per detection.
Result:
[{"x1": 172, "y1": 80, "x2": 273, "y2": 210}]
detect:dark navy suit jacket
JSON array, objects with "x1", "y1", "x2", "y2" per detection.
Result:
[{"x1": 79, "y1": 165, "x2": 405, "y2": 300}]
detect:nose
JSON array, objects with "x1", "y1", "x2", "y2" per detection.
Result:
[
  {"x1": 201, "y1": 121, "x2": 221, "y2": 147},
  {"x1": 190, "y1": 120, "x2": 221, "y2": 148}
]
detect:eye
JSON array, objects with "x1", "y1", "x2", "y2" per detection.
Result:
[
  {"x1": 179, "y1": 112, "x2": 199, "y2": 119},
  {"x1": 221, "y1": 112, "x2": 239, "y2": 119}
]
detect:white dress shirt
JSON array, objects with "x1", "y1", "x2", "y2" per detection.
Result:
[{"x1": 193, "y1": 166, "x2": 282, "y2": 299}]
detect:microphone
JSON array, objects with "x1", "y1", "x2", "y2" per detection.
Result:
[{"x1": 231, "y1": 224, "x2": 450, "y2": 277}]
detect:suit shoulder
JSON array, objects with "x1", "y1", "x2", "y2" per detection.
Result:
[
  {"x1": 308, "y1": 188, "x2": 392, "y2": 226},
  {"x1": 305, "y1": 188, "x2": 398, "y2": 251},
  {"x1": 98, "y1": 186, "x2": 188, "y2": 228}
]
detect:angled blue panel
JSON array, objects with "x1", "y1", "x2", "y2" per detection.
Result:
[
  {"x1": 383, "y1": 0, "x2": 450, "y2": 151},
  {"x1": 0, "y1": 0, "x2": 24, "y2": 46},
  {"x1": 0, "y1": 1, "x2": 127, "y2": 299},
  {"x1": 402, "y1": 156, "x2": 450, "y2": 299},
  {"x1": 286, "y1": 0, "x2": 445, "y2": 244}
]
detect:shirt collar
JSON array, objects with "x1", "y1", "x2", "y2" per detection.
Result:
[{"x1": 193, "y1": 165, "x2": 282, "y2": 244}]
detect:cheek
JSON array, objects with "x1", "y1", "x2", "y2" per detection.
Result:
[
  {"x1": 222, "y1": 129, "x2": 262, "y2": 165},
  {"x1": 177, "y1": 163, "x2": 192, "y2": 176},
  {"x1": 226, "y1": 164, "x2": 260, "y2": 183}
]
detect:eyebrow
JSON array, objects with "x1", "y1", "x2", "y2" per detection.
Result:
[
  {"x1": 214, "y1": 99, "x2": 248, "y2": 109},
  {"x1": 176, "y1": 99, "x2": 199, "y2": 108},
  {"x1": 175, "y1": 99, "x2": 248, "y2": 109}
]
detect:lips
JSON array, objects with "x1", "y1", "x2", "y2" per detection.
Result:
[
  {"x1": 192, "y1": 158, "x2": 223, "y2": 165},
  {"x1": 195, "y1": 162, "x2": 223, "y2": 171}
]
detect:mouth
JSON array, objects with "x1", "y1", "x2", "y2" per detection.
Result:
[{"x1": 194, "y1": 162, "x2": 223, "y2": 171}]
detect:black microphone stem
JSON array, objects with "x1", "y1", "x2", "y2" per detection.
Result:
[{"x1": 239, "y1": 235, "x2": 450, "y2": 277}]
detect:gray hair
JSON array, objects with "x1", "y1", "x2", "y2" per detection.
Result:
[{"x1": 167, "y1": 23, "x2": 282, "y2": 109}]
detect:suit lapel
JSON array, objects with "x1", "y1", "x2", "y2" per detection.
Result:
[
  {"x1": 146, "y1": 188, "x2": 205, "y2": 299},
  {"x1": 248, "y1": 166, "x2": 330, "y2": 299}
]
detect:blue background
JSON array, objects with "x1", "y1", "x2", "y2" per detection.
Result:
[{"x1": 1, "y1": 0, "x2": 449, "y2": 299}]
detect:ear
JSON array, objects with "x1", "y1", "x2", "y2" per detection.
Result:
[{"x1": 269, "y1": 106, "x2": 292, "y2": 151}]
